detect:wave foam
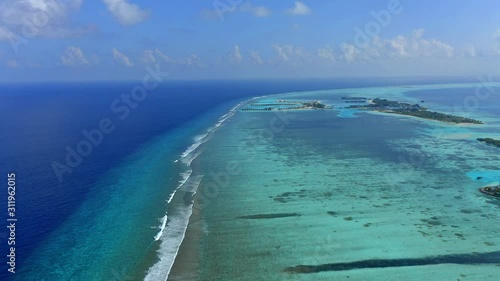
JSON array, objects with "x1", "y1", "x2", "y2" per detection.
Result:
[
  {"x1": 145, "y1": 205, "x2": 193, "y2": 281},
  {"x1": 146, "y1": 100, "x2": 249, "y2": 281},
  {"x1": 167, "y1": 170, "x2": 192, "y2": 203},
  {"x1": 153, "y1": 215, "x2": 168, "y2": 241},
  {"x1": 181, "y1": 175, "x2": 204, "y2": 194}
]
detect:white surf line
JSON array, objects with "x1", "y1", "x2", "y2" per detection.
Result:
[
  {"x1": 153, "y1": 215, "x2": 168, "y2": 241},
  {"x1": 145, "y1": 98, "x2": 262, "y2": 281}
]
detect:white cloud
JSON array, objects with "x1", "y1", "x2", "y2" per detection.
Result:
[
  {"x1": 249, "y1": 50, "x2": 264, "y2": 65},
  {"x1": 26, "y1": 0, "x2": 83, "y2": 12},
  {"x1": 0, "y1": 0, "x2": 82, "y2": 24},
  {"x1": 140, "y1": 49, "x2": 175, "y2": 64},
  {"x1": 140, "y1": 50, "x2": 156, "y2": 64},
  {"x1": 102, "y1": 0, "x2": 150, "y2": 26},
  {"x1": 228, "y1": 45, "x2": 243, "y2": 64},
  {"x1": 317, "y1": 46, "x2": 336, "y2": 62},
  {"x1": 285, "y1": 1, "x2": 311, "y2": 16},
  {"x1": 154, "y1": 49, "x2": 174, "y2": 63},
  {"x1": 272, "y1": 44, "x2": 304, "y2": 62},
  {"x1": 183, "y1": 54, "x2": 203, "y2": 67},
  {"x1": 386, "y1": 29, "x2": 454, "y2": 58},
  {"x1": 340, "y1": 43, "x2": 359, "y2": 63},
  {"x1": 0, "y1": 26, "x2": 12, "y2": 41},
  {"x1": 268, "y1": 31, "x2": 458, "y2": 66},
  {"x1": 341, "y1": 29, "x2": 455, "y2": 62},
  {"x1": 61, "y1": 46, "x2": 89, "y2": 66},
  {"x1": 112, "y1": 48, "x2": 133, "y2": 66},
  {"x1": 6, "y1": 60, "x2": 18, "y2": 68},
  {"x1": 240, "y1": 4, "x2": 271, "y2": 17},
  {"x1": 201, "y1": 3, "x2": 271, "y2": 20},
  {"x1": 0, "y1": 0, "x2": 90, "y2": 39},
  {"x1": 273, "y1": 45, "x2": 289, "y2": 61}
]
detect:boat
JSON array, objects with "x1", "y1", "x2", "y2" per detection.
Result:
[{"x1": 479, "y1": 185, "x2": 500, "y2": 199}]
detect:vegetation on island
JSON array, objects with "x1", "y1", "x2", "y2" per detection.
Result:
[
  {"x1": 370, "y1": 98, "x2": 409, "y2": 108},
  {"x1": 477, "y1": 138, "x2": 500, "y2": 148},
  {"x1": 350, "y1": 98, "x2": 483, "y2": 124},
  {"x1": 241, "y1": 100, "x2": 331, "y2": 111},
  {"x1": 391, "y1": 109, "x2": 483, "y2": 124},
  {"x1": 302, "y1": 101, "x2": 327, "y2": 109}
]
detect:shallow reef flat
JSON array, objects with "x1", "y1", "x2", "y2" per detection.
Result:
[{"x1": 195, "y1": 84, "x2": 500, "y2": 281}]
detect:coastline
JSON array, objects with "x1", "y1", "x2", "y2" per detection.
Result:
[{"x1": 164, "y1": 99, "x2": 251, "y2": 281}]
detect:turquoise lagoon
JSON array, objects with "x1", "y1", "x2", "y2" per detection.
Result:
[{"x1": 181, "y1": 83, "x2": 500, "y2": 280}]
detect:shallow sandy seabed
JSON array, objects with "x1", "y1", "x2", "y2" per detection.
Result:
[{"x1": 188, "y1": 84, "x2": 500, "y2": 281}]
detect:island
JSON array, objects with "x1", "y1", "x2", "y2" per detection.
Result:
[
  {"x1": 241, "y1": 100, "x2": 332, "y2": 111},
  {"x1": 349, "y1": 98, "x2": 483, "y2": 124},
  {"x1": 477, "y1": 138, "x2": 500, "y2": 148}
]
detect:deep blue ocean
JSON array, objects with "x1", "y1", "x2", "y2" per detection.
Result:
[{"x1": 0, "y1": 77, "x2": 482, "y2": 280}]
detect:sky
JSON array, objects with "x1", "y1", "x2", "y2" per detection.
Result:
[{"x1": 1, "y1": 0, "x2": 500, "y2": 82}]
